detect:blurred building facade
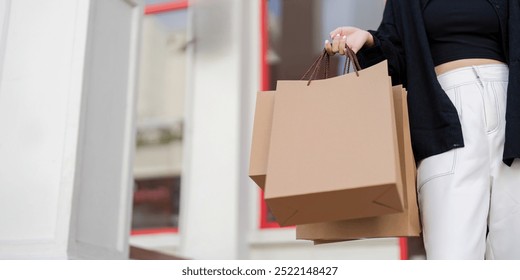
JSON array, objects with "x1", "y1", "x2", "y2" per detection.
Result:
[
  {"x1": 0, "y1": 0, "x2": 423, "y2": 259},
  {"x1": 129, "y1": 0, "x2": 419, "y2": 260}
]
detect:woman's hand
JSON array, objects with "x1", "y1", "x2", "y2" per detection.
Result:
[{"x1": 324, "y1": 26, "x2": 374, "y2": 55}]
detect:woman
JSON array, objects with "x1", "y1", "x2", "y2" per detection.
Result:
[{"x1": 325, "y1": 0, "x2": 520, "y2": 259}]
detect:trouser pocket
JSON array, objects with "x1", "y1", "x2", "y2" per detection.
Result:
[{"x1": 417, "y1": 148, "x2": 457, "y2": 193}]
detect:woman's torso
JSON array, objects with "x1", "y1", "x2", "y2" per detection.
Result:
[{"x1": 422, "y1": 0, "x2": 507, "y2": 75}]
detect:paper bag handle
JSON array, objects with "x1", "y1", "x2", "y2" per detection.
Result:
[
  {"x1": 343, "y1": 45, "x2": 361, "y2": 75},
  {"x1": 301, "y1": 44, "x2": 361, "y2": 86},
  {"x1": 300, "y1": 50, "x2": 330, "y2": 84}
]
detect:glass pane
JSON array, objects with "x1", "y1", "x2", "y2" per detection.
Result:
[
  {"x1": 132, "y1": 9, "x2": 187, "y2": 232},
  {"x1": 132, "y1": 176, "x2": 180, "y2": 229}
]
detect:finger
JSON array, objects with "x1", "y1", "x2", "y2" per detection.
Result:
[
  {"x1": 329, "y1": 27, "x2": 342, "y2": 39},
  {"x1": 324, "y1": 40, "x2": 334, "y2": 55},
  {"x1": 332, "y1": 34, "x2": 340, "y2": 53},
  {"x1": 338, "y1": 36, "x2": 347, "y2": 55}
]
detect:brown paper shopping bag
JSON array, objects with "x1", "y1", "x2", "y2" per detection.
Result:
[
  {"x1": 249, "y1": 91, "x2": 275, "y2": 190},
  {"x1": 248, "y1": 53, "x2": 410, "y2": 228},
  {"x1": 296, "y1": 86, "x2": 421, "y2": 242},
  {"x1": 249, "y1": 52, "x2": 331, "y2": 191},
  {"x1": 265, "y1": 60, "x2": 404, "y2": 226},
  {"x1": 249, "y1": 52, "x2": 336, "y2": 190}
]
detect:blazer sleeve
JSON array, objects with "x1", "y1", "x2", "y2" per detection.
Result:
[{"x1": 356, "y1": 0, "x2": 407, "y2": 86}]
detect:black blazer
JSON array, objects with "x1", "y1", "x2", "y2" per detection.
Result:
[{"x1": 358, "y1": 0, "x2": 520, "y2": 166}]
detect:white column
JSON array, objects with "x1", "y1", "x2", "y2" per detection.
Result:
[
  {"x1": 179, "y1": 0, "x2": 259, "y2": 259},
  {"x1": 0, "y1": 0, "x2": 142, "y2": 259}
]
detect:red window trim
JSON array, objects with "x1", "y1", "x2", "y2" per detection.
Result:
[
  {"x1": 258, "y1": 0, "x2": 281, "y2": 230},
  {"x1": 131, "y1": 227, "x2": 179, "y2": 236},
  {"x1": 260, "y1": 0, "x2": 269, "y2": 92},
  {"x1": 145, "y1": 0, "x2": 188, "y2": 15},
  {"x1": 399, "y1": 237, "x2": 408, "y2": 260}
]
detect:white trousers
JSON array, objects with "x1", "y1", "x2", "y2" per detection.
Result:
[{"x1": 417, "y1": 64, "x2": 520, "y2": 260}]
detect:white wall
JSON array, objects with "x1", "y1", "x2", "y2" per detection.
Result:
[
  {"x1": 0, "y1": 0, "x2": 142, "y2": 259},
  {"x1": 178, "y1": 0, "x2": 254, "y2": 260},
  {"x1": 70, "y1": 0, "x2": 142, "y2": 259}
]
